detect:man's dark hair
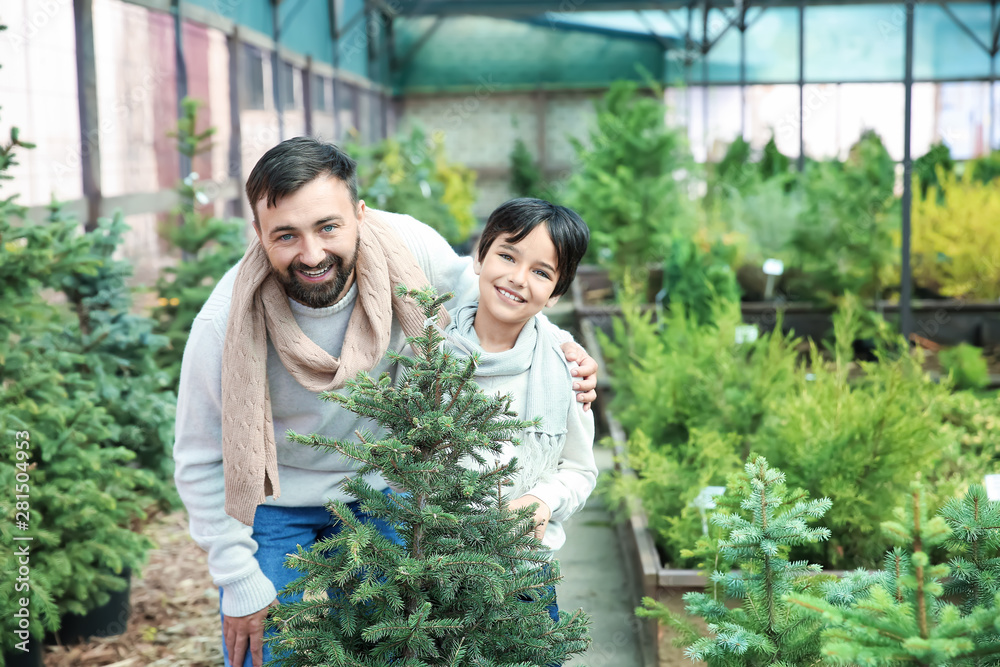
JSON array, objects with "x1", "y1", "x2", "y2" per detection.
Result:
[
  {"x1": 246, "y1": 136, "x2": 359, "y2": 225},
  {"x1": 477, "y1": 198, "x2": 590, "y2": 298}
]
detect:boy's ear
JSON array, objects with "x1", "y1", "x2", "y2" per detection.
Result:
[
  {"x1": 545, "y1": 294, "x2": 560, "y2": 308},
  {"x1": 473, "y1": 256, "x2": 483, "y2": 275}
]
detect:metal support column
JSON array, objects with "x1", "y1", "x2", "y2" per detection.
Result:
[
  {"x1": 900, "y1": 0, "x2": 915, "y2": 339},
  {"x1": 992, "y1": 0, "x2": 997, "y2": 150},
  {"x1": 797, "y1": 0, "x2": 805, "y2": 171},
  {"x1": 272, "y1": 0, "x2": 285, "y2": 142},
  {"x1": 73, "y1": 0, "x2": 102, "y2": 231},
  {"x1": 330, "y1": 0, "x2": 341, "y2": 141},
  {"x1": 227, "y1": 28, "x2": 244, "y2": 219},
  {"x1": 702, "y1": 0, "x2": 710, "y2": 157},
  {"x1": 384, "y1": 12, "x2": 395, "y2": 139},
  {"x1": 739, "y1": 0, "x2": 747, "y2": 139},
  {"x1": 172, "y1": 0, "x2": 190, "y2": 179},
  {"x1": 304, "y1": 55, "x2": 314, "y2": 137},
  {"x1": 686, "y1": 3, "x2": 694, "y2": 131}
]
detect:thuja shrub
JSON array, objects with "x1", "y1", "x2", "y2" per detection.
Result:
[
  {"x1": 601, "y1": 289, "x2": 994, "y2": 570},
  {"x1": 749, "y1": 297, "x2": 958, "y2": 569},
  {"x1": 599, "y1": 287, "x2": 800, "y2": 451},
  {"x1": 565, "y1": 79, "x2": 695, "y2": 274},
  {"x1": 599, "y1": 290, "x2": 801, "y2": 566}
]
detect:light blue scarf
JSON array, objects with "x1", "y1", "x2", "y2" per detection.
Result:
[
  {"x1": 442, "y1": 300, "x2": 572, "y2": 498},
  {"x1": 442, "y1": 300, "x2": 571, "y2": 441}
]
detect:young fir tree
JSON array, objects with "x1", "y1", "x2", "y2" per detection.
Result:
[
  {"x1": 56, "y1": 205, "x2": 177, "y2": 488},
  {"x1": 0, "y1": 106, "x2": 160, "y2": 656},
  {"x1": 639, "y1": 456, "x2": 877, "y2": 667},
  {"x1": 789, "y1": 482, "x2": 1000, "y2": 666},
  {"x1": 265, "y1": 286, "x2": 591, "y2": 666},
  {"x1": 153, "y1": 97, "x2": 245, "y2": 384}
]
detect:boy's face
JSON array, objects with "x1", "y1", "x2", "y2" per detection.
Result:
[{"x1": 474, "y1": 224, "x2": 561, "y2": 332}]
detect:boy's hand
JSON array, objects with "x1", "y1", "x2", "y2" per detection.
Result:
[
  {"x1": 509, "y1": 494, "x2": 552, "y2": 540},
  {"x1": 559, "y1": 341, "x2": 598, "y2": 412}
]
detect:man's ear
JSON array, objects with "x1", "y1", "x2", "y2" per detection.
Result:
[
  {"x1": 545, "y1": 294, "x2": 560, "y2": 308},
  {"x1": 356, "y1": 199, "x2": 367, "y2": 222},
  {"x1": 253, "y1": 219, "x2": 264, "y2": 245}
]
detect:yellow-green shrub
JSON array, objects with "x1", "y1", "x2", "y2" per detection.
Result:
[{"x1": 911, "y1": 169, "x2": 1000, "y2": 299}]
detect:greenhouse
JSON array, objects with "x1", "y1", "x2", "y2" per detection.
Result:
[{"x1": 2, "y1": 0, "x2": 1000, "y2": 665}]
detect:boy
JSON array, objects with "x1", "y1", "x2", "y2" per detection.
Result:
[{"x1": 443, "y1": 197, "x2": 597, "y2": 562}]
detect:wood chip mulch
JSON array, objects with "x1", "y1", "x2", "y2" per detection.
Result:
[{"x1": 43, "y1": 511, "x2": 223, "y2": 667}]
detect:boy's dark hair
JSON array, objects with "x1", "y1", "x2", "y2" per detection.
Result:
[
  {"x1": 477, "y1": 198, "x2": 590, "y2": 298},
  {"x1": 246, "y1": 136, "x2": 358, "y2": 225}
]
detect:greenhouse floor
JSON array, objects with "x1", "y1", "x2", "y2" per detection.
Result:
[{"x1": 560, "y1": 443, "x2": 647, "y2": 667}]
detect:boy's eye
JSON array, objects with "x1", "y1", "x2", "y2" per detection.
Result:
[
  {"x1": 499, "y1": 253, "x2": 514, "y2": 262},
  {"x1": 534, "y1": 269, "x2": 551, "y2": 280}
]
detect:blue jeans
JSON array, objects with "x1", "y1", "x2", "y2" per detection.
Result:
[
  {"x1": 219, "y1": 497, "x2": 561, "y2": 666},
  {"x1": 220, "y1": 496, "x2": 403, "y2": 667}
]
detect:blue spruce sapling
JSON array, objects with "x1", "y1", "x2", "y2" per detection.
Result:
[
  {"x1": 640, "y1": 456, "x2": 877, "y2": 666},
  {"x1": 789, "y1": 481, "x2": 1000, "y2": 666}
]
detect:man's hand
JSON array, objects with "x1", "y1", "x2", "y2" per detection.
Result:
[
  {"x1": 559, "y1": 341, "x2": 598, "y2": 412},
  {"x1": 224, "y1": 599, "x2": 278, "y2": 667},
  {"x1": 509, "y1": 494, "x2": 552, "y2": 541}
]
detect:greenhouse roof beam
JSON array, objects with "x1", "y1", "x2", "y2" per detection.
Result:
[
  {"x1": 994, "y1": 1, "x2": 999, "y2": 53},
  {"x1": 634, "y1": 10, "x2": 674, "y2": 50},
  {"x1": 395, "y1": 15, "x2": 446, "y2": 69},
  {"x1": 392, "y1": 0, "x2": 983, "y2": 15},
  {"x1": 937, "y1": 1, "x2": 990, "y2": 53}
]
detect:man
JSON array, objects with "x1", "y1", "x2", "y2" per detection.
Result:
[{"x1": 172, "y1": 137, "x2": 598, "y2": 667}]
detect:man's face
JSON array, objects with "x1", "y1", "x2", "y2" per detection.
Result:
[{"x1": 254, "y1": 175, "x2": 363, "y2": 309}]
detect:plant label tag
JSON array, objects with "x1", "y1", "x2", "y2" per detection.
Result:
[
  {"x1": 985, "y1": 474, "x2": 1000, "y2": 501},
  {"x1": 735, "y1": 325, "x2": 759, "y2": 345},
  {"x1": 762, "y1": 258, "x2": 784, "y2": 276},
  {"x1": 691, "y1": 486, "x2": 726, "y2": 510}
]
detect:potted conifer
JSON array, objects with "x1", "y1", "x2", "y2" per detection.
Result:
[{"x1": 265, "y1": 287, "x2": 592, "y2": 665}]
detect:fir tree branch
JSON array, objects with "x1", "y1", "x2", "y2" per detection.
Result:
[
  {"x1": 443, "y1": 373, "x2": 472, "y2": 414},
  {"x1": 268, "y1": 599, "x2": 342, "y2": 630},
  {"x1": 912, "y1": 490, "x2": 929, "y2": 641}
]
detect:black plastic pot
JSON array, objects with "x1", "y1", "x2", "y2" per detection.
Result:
[
  {"x1": 2, "y1": 635, "x2": 44, "y2": 667},
  {"x1": 50, "y1": 568, "x2": 132, "y2": 645}
]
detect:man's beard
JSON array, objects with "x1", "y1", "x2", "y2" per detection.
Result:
[{"x1": 277, "y1": 237, "x2": 360, "y2": 309}]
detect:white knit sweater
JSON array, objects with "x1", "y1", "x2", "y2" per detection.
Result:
[
  {"x1": 173, "y1": 211, "x2": 578, "y2": 618},
  {"x1": 465, "y1": 357, "x2": 597, "y2": 552}
]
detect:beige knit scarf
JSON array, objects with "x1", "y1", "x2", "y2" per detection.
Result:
[{"x1": 221, "y1": 208, "x2": 449, "y2": 526}]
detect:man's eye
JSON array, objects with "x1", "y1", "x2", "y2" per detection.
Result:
[
  {"x1": 279, "y1": 234, "x2": 294, "y2": 242},
  {"x1": 322, "y1": 224, "x2": 336, "y2": 233}
]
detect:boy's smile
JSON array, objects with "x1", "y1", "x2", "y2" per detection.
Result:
[{"x1": 474, "y1": 225, "x2": 561, "y2": 351}]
